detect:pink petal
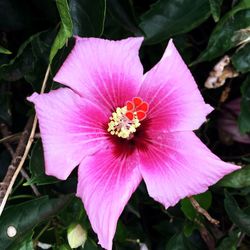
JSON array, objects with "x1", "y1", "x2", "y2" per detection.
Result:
[
  {"x1": 76, "y1": 148, "x2": 142, "y2": 250},
  {"x1": 138, "y1": 131, "x2": 240, "y2": 208},
  {"x1": 218, "y1": 98, "x2": 250, "y2": 144},
  {"x1": 138, "y1": 39, "x2": 213, "y2": 132},
  {"x1": 27, "y1": 88, "x2": 109, "y2": 180},
  {"x1": 54, "y1": 37, "x2": 144, "y2": 112}
]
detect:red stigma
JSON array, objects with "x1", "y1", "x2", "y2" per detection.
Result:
[{"x1": 125, "y1": 97, "x2": 149, "y2": 121}]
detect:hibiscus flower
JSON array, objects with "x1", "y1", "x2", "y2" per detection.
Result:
[{"x1": 28, "y1": 37, "x2": 239, "y2": 250}]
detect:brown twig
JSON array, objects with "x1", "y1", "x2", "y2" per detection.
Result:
[
  {"x1": 219, "y1": 84, "x2": 231, "y2": 103},
  {"x1": 0, "y1": 65, "x2": 50, "y2": 216},
  {"x1": 194, "y1": 219, "x2": 216, "y2": 250},
  {"x1": 0, "y1": 133, "x2": 40, "y2": 144},
  {"x1": 237, "y1": 232, "x2": 246, "y2": 247},
  {"x1": 0, "y1": 123, "x2": 40, "y2": 196},
  {"x1": 0, "y1": 133, "x2": 20, "y2": 144},
  {"x1": 0, "y1": 117, "x2": 34, "y2": 201},
  {"x1": 0, "y1": 124, "x2": 16, "y2": 156},
  {"x1": 19, "y1": 169, "x2": 40, "y2": 196},
  {"x1": 188, "y1": 196, "x2": 220, "y2": 225}
]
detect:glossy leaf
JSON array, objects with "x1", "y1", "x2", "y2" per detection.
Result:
[
  {"x1": 0, "y1": 34, "x2": 37, "y2": 81},
  {"x1": 25, "y1": 140, "x2": 58, "y2": 186},
  {"x1": 166, "y1": 232, "x2": 194, "y2": 250},
  {"x1": 238, "y1": 75, "x2": 250, "y2": 133},
  {"x1": 107, "y1": 0, "x2": 140, "y2": 34},
  {"x1": 0, "y1": 46, "x2": 12, "y2": 55},
  {"x1": 49, "y1": 0, "x2": 73, "y2": 62},
  {"x1": 103, "y1": 10, "x2": 132, "y2": 40},
  {"x1": 11, "y1": 233, "x2": 34, "y2": 250},
  {"x1": 0, "y1": 195, "x2": 73, "y2": 249},
  {"x1": 209, "y1": 0, "x2": 223, "y2": 22},
  {"x1": 194, "y1": 0, "x2": 250, "y2": 63},
  {"x1": 224, "y1": 191, "x2": 250, "y2": 235},
  {"x1": 25, "y1": 29, "x2": 56, "y2": 91},
  {"x1": 232, "y1": 43, "x2": 250, "y2": 73},
  {"x1": 216, "y1": 230, "x2": 239, "y2": 250},
  {"x1": 217, "y1": 166, "x2": 250, "y2": 188},
  {"x1": 58, "y1": 197, "x2": 86, "y2": 227},
  {"x1": 0, "y1": 30, "x2": 54, "y2": 86},
  {"x1": 84, "y1": 239, "x2": 100, "y2": 250},
  {"x1": 139, "y1": 0, "x2": 211, "y2": 44},
  {"x1": 183, "y1": 221, "x2": 198, "y2": 238},
  {"x1": 59, "y1": 244, "x2": 71, "y2": 250},
  {"x1": 181, "y1": 191, "x2": 212, "y2": 221},
  {"x1": 69, "y1": 0, "x2": 106, "y2": 37}
]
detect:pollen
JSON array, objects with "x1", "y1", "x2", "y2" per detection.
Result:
[{"x1": 107, "y1": 97, "x2": 149, "y2": 139}]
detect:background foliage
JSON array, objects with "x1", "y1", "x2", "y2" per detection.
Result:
[{"x1": 0, "y1": 0, "x2": 250, "y2": 249}]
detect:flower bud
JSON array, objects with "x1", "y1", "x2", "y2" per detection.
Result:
[
  {"x1": 67, "y1": 223, "x2": 87, "y2": 249},
  {"x1": 140, "y1": 243, "x2": 149, "y2": 250}
]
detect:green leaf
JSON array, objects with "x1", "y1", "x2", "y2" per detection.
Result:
[
  {"x1": 107, "y1": 0, "x2": 140, "y2": 34},
  {"x1": 232, "y1": 43, "x2": 250, "y2": 73},
  {"x1": 153, "y1": 218, "x2": 183, "y2": 236},
  {"x1": 193, "y1": 0, "x2": 250, "y2": 64},
  {"x1": 242, "y1": 157, "x2": 250, "y2": 163},
  {"x1": 69, "y1": 0, "x2": 106, "y2": 37},
  {"x1": 0, "y1": 30, "x2": 55, "y2": 86},
  {"x1": 103, "y1": 10, "x2": 132, "y2": 40},
  {"x1": 166, "y1": 232, "x2": 194, "y2": 250},
  {"x1": 217, "y1": 166, "x2": 250, "y2": 188},
  {"x1": 209, "y1": 0, "x2": 223, "y2": 22},
  {"x1": 224, "y1": 191, "x2": 250, "y2": 235},
  {"x1": 238, "y1": 75, "x2": 250, "y2": 133},
  {"x1": 183, "y1": 221, "x2": 198, "y2": 237},
  {"x1": 25, "y1": 139, "x2": 58, "y2": 186},
  {"x1": 49, "y1": 0, "x2": 73, "y2": 62},
  {"x1": 0, "y1": 34, "x2": 38, "y2": 81},
  {"x1": 216, "y1": 230, "x2": 239, "y2": 250},
  {"x1": 115, "y1": 221, "x2": 129, "y2": 243},
  {"x1": 58, "y1": 197, "x2": 86, "y2": 227},
  {"x1": 181, "y1": 191, "x2": 212, "y2": 221},
  {"x1": 0, "y1": 195, "x2": 73, "y2": 249},
  {"x1": 83, "y1": 239, "x2": 100, "y2": 250},
  {"x1": 11, "y1": 233, "x2": 34, "y2": 250},
  {"x1": 0, "y1": 46, "x2": 12, "y2": 55},
  {"x1": 25, "y1": 29, "x2": 56, "y2": 91},
  {"x1": 59, "y1": 244, "x2": 71, "y2": 250},
  {"x1": 139, "y1": 0, "x2": 211, "y2": 44}
]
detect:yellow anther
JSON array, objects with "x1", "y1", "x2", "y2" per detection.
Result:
[{"x1": 108, "y1": 106, "x2": 141, "y2": 139}]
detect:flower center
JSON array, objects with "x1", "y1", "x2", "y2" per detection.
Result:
[{"x1": 107, "y1": 97, "x2": 149, "y2": 139}]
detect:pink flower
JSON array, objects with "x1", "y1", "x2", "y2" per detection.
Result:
[
  {"x1": 218, "y1": 98, "x2": 250, "y2": 144},
  {"x1": 28, "y1": 37, "x2": 239, "y2": 250}
]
